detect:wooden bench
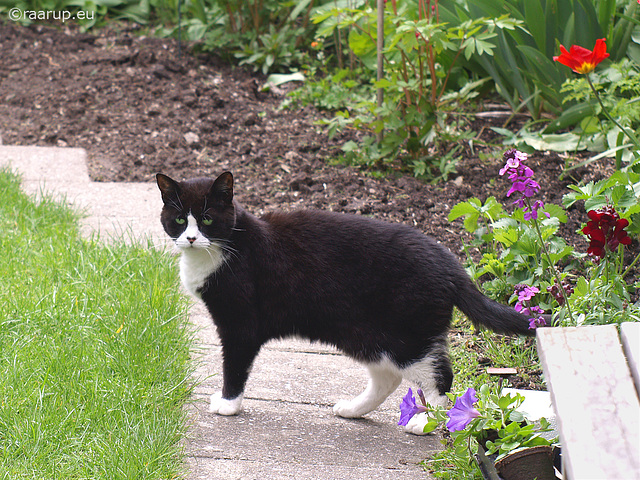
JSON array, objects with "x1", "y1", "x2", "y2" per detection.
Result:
[{"x1": 537, "y1": 323, "x2": 640, "y2": 480}]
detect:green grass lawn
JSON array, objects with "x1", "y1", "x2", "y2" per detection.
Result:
[{"x1": 0, "y1": 169, "x2": 194, "y2": 479}]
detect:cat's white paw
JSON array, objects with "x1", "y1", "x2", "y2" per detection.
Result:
[
  {"x1": 209, "y1": 392, "x2": 243, "y2": 416},
  {"x1": 333, "y1": 399, "x2": 365, "y2": 418},
  {"x1": 404, "y1": 412, "x2": 430, "y2": 436}
]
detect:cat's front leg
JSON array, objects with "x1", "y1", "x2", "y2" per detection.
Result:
[
  {"x1": 209, "y1": 340, "x2": 260, "y2": 416},
  {"x1": 209, "y1": 392, "x2": 244, "y2": 416}
]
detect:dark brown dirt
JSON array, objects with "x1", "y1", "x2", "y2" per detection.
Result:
[{"x1": 1, "y1": 20, "x2": 637, "y2": 339}]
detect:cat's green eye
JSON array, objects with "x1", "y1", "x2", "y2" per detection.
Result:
[
  {"x1": 202, "y1": 218, "x2": 213, "y2": 226},
  {"x1": 175, "y1": 218, "x2": 186, "y2": 225}
]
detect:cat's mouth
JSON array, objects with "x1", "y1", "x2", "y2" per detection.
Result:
[{"x1": 175, "y1": 237, "x2": 212, "y2": 250}]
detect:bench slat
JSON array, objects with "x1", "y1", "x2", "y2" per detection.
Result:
[
  {"x1": 620, "y1": 322, "x2": 640, "y2": 397},
  {"x1": 537, "y1": 325, "x2": 640, "y2": 480}
]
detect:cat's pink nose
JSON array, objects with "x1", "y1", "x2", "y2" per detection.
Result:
[{"x1": 187, "y1": 237, "x2": 196, "y2": 244}]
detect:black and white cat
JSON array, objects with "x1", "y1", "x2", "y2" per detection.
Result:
[{"x1": 156, "y1": 171, "x2": 534, "y2": 434}]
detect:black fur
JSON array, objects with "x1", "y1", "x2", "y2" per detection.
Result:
[{"x1": 157, "y1": 172, "x2": 534, "y2": 403}]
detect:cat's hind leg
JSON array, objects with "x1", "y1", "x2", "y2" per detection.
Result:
[
  {"x1": 333, "y1": 358, "x2": 402, "y2": 419},
  {"x1": 400, "y1": 339, "x2": 452, "y2": 435}
]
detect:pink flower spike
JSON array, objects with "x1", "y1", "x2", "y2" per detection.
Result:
[{"x1": 506, "y1": 181, "x2": 526, "y2": 197}]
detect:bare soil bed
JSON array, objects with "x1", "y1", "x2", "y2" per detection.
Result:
[{"x1": 0, "y1": 21, "x2": 602, "y2": 251}]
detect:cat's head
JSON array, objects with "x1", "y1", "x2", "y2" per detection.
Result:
[{"x1": 156, "y1": 172, "x2": 236, "y2": 251}]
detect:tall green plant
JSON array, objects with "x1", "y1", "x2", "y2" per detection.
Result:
[
  {"x1": 312, "y1": 0, "x2": 521, "y2": 179},
  {"x1": 166, "y1": 0, "x2": 320, "y2": 73},
  {"x1": 437, "y1": 0, "x2": 640, "y2": 118}
]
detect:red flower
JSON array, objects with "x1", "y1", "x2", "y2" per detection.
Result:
[
  {"x1": 582, "y1": 206, "x2": 632, "y2": 259},
  {"x1": 553, "y1": 38, "x2": 610, "y2": 74}
]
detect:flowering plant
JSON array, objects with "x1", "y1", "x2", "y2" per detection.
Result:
[
  {"x1": 399, "y1": 386, "x2": 556, "y2": 460},
  {"x1": 312, "y1": 0, "x2": 523, "y2": 179},
  {"x1": 554, "y1": 38, "x2": 640, "y2": 168},
  {"x1": 582, "y1": 205, "x2": 632, "y2": 260},
  {"x1": 553, "y1": 38, "x2": 610, "y2": 75},
  {"x1": 513, "y1": 284, "x2": 546, "y2": 330},
  {"x1": 451, "y1": 148, "x2": 639, "y2": 326},
  {"x1": 450, "y1": 149, "x2": 574, "y2": 320}
]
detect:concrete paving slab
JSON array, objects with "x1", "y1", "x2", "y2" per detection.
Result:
[
  {"x1": 0, "y1": 145, "x2": 438, "y2": 479},
  {"x1": 185, "y1": 396, "x2": 435, "y2": 479}
]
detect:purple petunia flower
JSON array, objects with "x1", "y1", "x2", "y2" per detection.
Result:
[
  {"x1": 398, "y1": 388, "x2": 427, "y2": 426},
  {"x1": 446, "y1": 388, "x2": 480, "y2": 432}
]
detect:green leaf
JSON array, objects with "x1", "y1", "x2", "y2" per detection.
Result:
[
  {"x1": 498, "y1": 394, "x2": 517, "y2": 410},
  {"x1": 509, "y1": 410, "x2": 525, "y2": 423},
  {"x1": 423, "y1": 419, "x2": 439, "y2": 434},
  {"x1": 523, "y1": 0, "x2": 546, "y2": 53},
  {"x1": 494, "y1": 227, "x2": 518, "y2": 247},
  {"x1": 584, "y1": 195, "x2": 609, "y2": 212},
  {"x1": 263, "y1": 72, "x2": 305, "y2": 89},
  {"x1": 575, "y1": 276, "x2": 590, "y2": 296},
  {"x1": 544, "y1": 101, "x2": 598, "y2": 134},
  {"x1": 543, "y1": 203, "x2": 567, "y2": 223},
  {"x1": 521, "y1": 132, "x2": 582, "y2": 152},
  {"x1": 448, "y1": 200, "x2": 482, "y2": 232}
]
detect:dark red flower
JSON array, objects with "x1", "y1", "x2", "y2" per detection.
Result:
[
  {"x1": 582, "y1": 206, "x2": 632, "y2": 259},
  {"x1": 554, "y1": 38, "x2": 610, "y2": 74}
]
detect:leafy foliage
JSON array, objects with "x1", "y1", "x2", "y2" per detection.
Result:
[
  {"x1": 414, "y1": 385, "x2": 556, "y2": 478},
  {"x1": 450, "y1": 153, "x2": 640, "y2": 326},
  {"x1": 309, "y1": 0, "x2": 521, "y2": 180},
  {"x1": 437, "y1": 0, "x2": 640, "y2": 118}
]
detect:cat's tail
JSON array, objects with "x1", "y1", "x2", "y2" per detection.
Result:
[{"x1": 454, "y1": 277, "x2": 536, "y2": 337}]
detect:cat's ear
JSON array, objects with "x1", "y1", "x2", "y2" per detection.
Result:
[
  {"x1": 156, "y1": 173, "x2": 181, "y2": 206},
  {"x1": 210, "y1": 172, "x2": 234, "y2": 205}
]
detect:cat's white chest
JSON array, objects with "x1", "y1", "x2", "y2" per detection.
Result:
[{"x1": 179, "y1": 246, "x2": 225, "y2": 298}]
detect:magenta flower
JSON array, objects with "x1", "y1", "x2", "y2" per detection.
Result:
[
  {"x1": 499, "y1": 149, "x2": 550, "y2": 221},
  {"x1": 398, "y1": 388, "x2": 427, "y2": 426},
  {"x1": 446, "y1": 388, "x2": 480, "y2": 432},
  {"x1": 529, "y1": 315, "x2": 547, "y2": 329},
  {"x1": 516, "y1": 285, "x2": 539, "y2": 303},
  {"x1": 513, "y1": 284, "x2": 547, "y2": 330}
]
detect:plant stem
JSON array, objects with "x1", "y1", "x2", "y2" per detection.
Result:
[
  {"x1": 527, "y1": 199, "x2": 575, "y2": 324},
  {"x1": 376, "y1": 0, "x2": 385, "y2": 144},
  {"x1": 585, "y1": 75, "x2": 640, "y2": 167},
  {"x1": 621, "y1": 250, "x2": 640, "y2": 279}
]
